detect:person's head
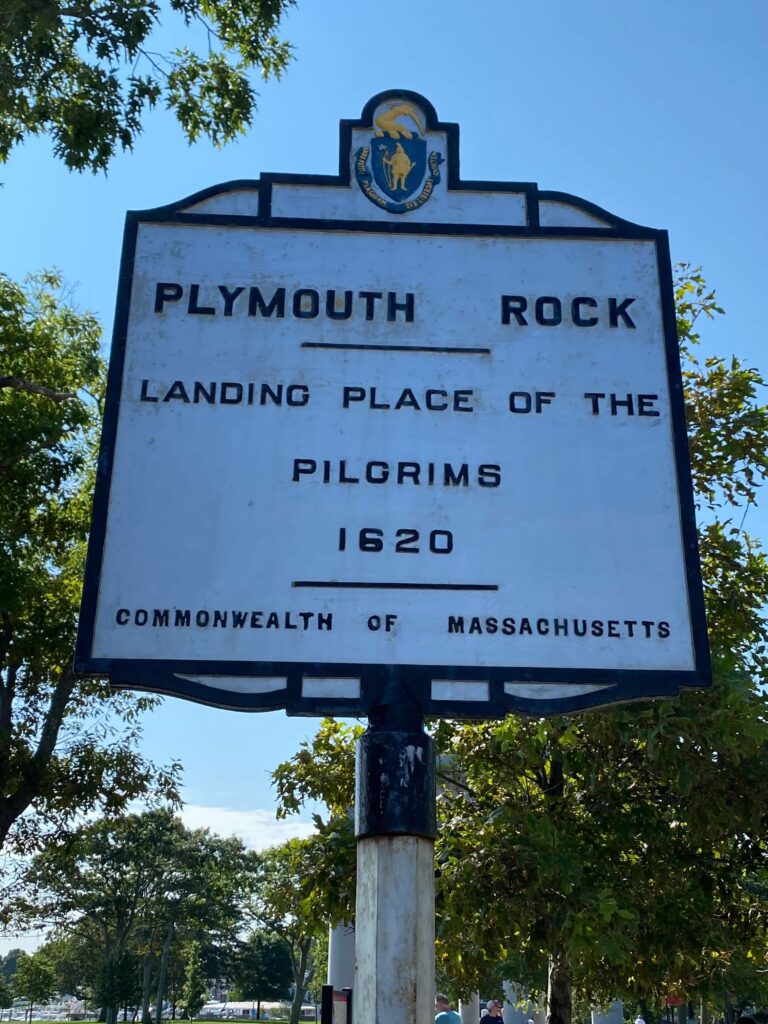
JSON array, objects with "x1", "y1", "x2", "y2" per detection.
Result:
[
  {"x1": 436, "y1": 995, "x2": 451, "y2": 1013},
  {"x1": 488, "y1": 1000, "x2": 504, "y2": 1017}
]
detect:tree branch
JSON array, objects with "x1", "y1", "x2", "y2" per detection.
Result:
[
  {"x1": 0, "y1": 670, "x2": 78, "y2": 846},
  {"x1": 0, "y1": 376, "x2": 76, "y2": 402}
]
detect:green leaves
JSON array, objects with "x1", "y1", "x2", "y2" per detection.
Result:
[
  {"x1": 0, "y1": 272, "x2": 180, "y2": 862},
  {"x1": 0, "y1": 0, "x2": 296, "y2": 171}
]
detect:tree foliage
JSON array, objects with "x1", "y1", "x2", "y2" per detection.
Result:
[
  {"x1": 180, "y1": 941, "x2": 208, "y2": 1019},
  {"x1": 1, "y1": 0, "x2": 296, "y2": 172},
  {"x1": 252, "y1": 840, "x2": 331, "y2": 1024},
  {"x1": 0, "y1": 272, "x2": 180, "y2": 879},
  {"x1": 229, "y1": 931, "x2": 293, "y2": 1003},
  {"x1": 12, "y1": 951, "x2": 56, "y2": 1015},
  {"x1": 272, "y1": 267, "x2": 768, "y2": 1020},
  {"x1": 18, "y1": 809, "x2": 259, "y2": 1024}
]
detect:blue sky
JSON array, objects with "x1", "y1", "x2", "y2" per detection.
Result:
[{"x1": 2, "y1": 0, "x2": 767, "y2": 851}]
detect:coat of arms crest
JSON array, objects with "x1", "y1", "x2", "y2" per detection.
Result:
[{"x1": 355, "y1": 101, "x2": 443, "y2": 214}]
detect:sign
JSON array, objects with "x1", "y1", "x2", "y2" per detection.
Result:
[{"x1": 75, "y1": 90, "x2": 711, "y2": 717}]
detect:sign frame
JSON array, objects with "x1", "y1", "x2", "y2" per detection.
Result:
[{"x1": 74, "y1": 89, "x2": 711, "y2": 718}]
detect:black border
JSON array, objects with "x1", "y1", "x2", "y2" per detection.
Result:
[{"x1": 74, "y1": 90, "x2": 712, "y2": 719}]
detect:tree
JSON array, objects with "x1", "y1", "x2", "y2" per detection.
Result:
[
  {"x1": 229, "y1": 931, "x2": 293, "y2": 1016},
  {"x1": 434, "y1": 266, "x2": 768, "y2": 1021},
  {"x1": 19, "y1": 809, "x2": 259, "y2": 1024},
  {"x1": 272, "y1": 269, "x2": 768, "y2": 1024},
  {"x1": 1, "y1": 0, "x2": 296, "y2": 173},
  {"x1": 0, "y1": 977, "x2": 12, "y2": 1017},
  {"x1": 41, "y1": 923, "x2": 145, "y2": 1020},
  {"x1": 253, "y1": 841, "x2": 330, "y2": 1024},
  {"x1": 0, "y1": 949, "x2": 24, "y2": 986},
  {"x1": 0, "y1": 272, "x2": 180, "y2": 889},
  {"x1": 13, "y1": 951, "x2": 56, "y2": 1021},
  {"x1": 179, "y1": 942, "x2": 207, "y2": 1020}
]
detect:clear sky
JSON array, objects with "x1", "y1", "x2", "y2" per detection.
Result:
[{"x1": 2, "y1": 0, "x2": 767, "y2": 856}]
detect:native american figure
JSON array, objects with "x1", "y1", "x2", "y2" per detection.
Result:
[{"x1": 378, "y1": 142, "x2": 416, "y2": 192}]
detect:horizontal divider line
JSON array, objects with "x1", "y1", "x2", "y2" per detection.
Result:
[
  {"x1": 301, "y1": 341, "x2": 491, "y2": 355},
  {"x1": 292, "y1": 581, "x2": 499, "y2": 591}
]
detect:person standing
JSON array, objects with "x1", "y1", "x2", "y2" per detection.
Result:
[
  {"x1": 435, "y1": 994, "x2": 461, "y2": 1024},
  {"x1": 481, "y1": 1000, "x2": 505, "y2": 1023}
]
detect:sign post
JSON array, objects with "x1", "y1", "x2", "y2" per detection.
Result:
[{"x1": 76, "y1": 89, "x2": 711, "y2": 1024}]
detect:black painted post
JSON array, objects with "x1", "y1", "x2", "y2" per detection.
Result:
[
  {"x1": 353, "y1": 684, "x2": 437, "y2": 1024},
  {"x1": 320, "y1": 986, "x2": 334, "y2": 1024}
]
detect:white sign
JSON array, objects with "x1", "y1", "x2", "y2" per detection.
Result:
[{"x1": 76, "y1": 91, "x2": 710, "y2": 716}]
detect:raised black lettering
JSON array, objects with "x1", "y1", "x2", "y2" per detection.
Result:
[
  {"x1": 610, "y1": 394, "x2": 634, "y2": 415},
  {"x1": 443, "y1": 464, "x2": 469, "y2": 487},
  {"x1": 424, "y1": 390, "x2": 448, "y2": 411},
  {"x1": 163, "y1": 381, "x2": 190, "y2": 403},
  {"x1": 638, "y1": 394, "x2": 660, "y2": 417},
  {"x1": 293, "y1": 459, "x2": 317, "y2": 481},
  {"x1": 398, "y1": 462, "x2": 421, "y2": 484},
  {"x1": 609, "y1": 297, "x2": 636, "y2": 328},
  {"x1": 535, "y1": 296, "x2": 562, "y2": 326},
  {"x1": 395, "y1": 388, "x2": 420, "y2": 411},
  {"x1": 193, "y1": 381, "x2": 216, "y2": 404},
  {"x1": 366, "y1": 461, "x2": 390, "y2": 483},
  {"x1": 453, "y1": 390, "x2": 474, "y2": 412},
  {"x1": 501, "y1": 295, "x2": 528, "y2": 325},
  {"x1": 249, "y1": 287, "x2": 285, "y2": 317},
  {"x1": 220, "y1": 382, "x2": 243, "y2": 404},
  {"x1": 584, "y1": 392, "x2": 605, "y2": 415},
  {"x1": 359, "y1": 291, "x2": 383, "y2": 320},
  {"x1": 478, "y1": 464, "x2": 502, "y2": 487},
  {"x1": 571, "y1": 296, "x2": 598, "y2": 326},
  {"x1": 293, "y1": 289, "x2": 319, "y2": 319},
  {"x1": 188, "y1": 284, "x2": 216, "y2": 315},
  {"x1": 140, "y1": 379, "x2": 158, "y2": 402},
  {"x1": 387, "y1": 292, "x2": 415, "y2": 322},
  {"x1": 509, "y1": 391, "x2": 532, "y2": 414},
  {"x1": 154, "y1": 282, "x2": 183, "y2": 312},
  {"x1": 286, "y1": 384, "x2": 310, "y2": 406},
  {"x1": 218, "y1": 285, "x2": 244, "y2": 316},
  {"x1": 326, "y1": 289, "x2": 353, "y2": 320},
  {"x1": 343, "y1": 386, "x2": 366, "y2": 408}
]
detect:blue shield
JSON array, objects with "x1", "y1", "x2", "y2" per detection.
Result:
[{"x1": 371, "y1": 136, "x2": 426, "y2": 201}]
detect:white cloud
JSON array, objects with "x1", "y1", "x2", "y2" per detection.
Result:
[{"x1": 179, "y1": 804, "x2": 314, "y2": 850}]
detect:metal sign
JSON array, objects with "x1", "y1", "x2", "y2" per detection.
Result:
[{"x1": 75, "y1": 90, "x2": 711, "y2": 718}]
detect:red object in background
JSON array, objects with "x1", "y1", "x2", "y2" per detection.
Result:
[{"x1": 666, "y1": 997, "x2": 685, "y2": 1006}]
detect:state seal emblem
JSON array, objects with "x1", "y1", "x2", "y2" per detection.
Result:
[{"x1": 355, "y1": 101, "x2": 444, "y2": 214}]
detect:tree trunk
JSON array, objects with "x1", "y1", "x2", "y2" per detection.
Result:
[
  {"x1": 154, "y1": 921, "x2": 175, "y2": 1024},
  {"x1": 141, "y1": 954, "x2": 154, "y2": 1024},
  {"x1": 289, "y1": 938, "x2": 313, "y2": 1024},
  {"x1": 256, "y1": 1002, "x2": 261, "y2": 1022},
  {"x1": 547, "y1": 947, "x2": 572, "y2": 1024}
]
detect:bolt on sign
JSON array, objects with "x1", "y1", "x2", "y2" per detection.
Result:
[{"x1": 75, "y1": 90, "x2": 711, "y2": 718}]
